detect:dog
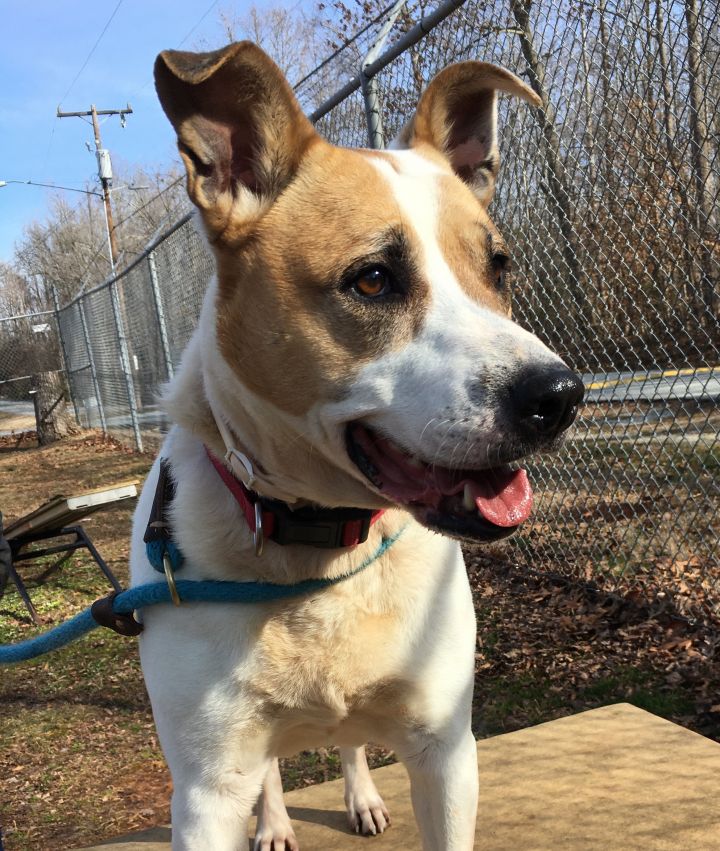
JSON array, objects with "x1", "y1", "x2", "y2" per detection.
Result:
[{"x1": 130, "y1": 41, "x2": 584, "y2": 851}]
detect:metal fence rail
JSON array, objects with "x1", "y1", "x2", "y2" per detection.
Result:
[{"x1": 2, "y1": 0, "x2": 718, "y2": 620}]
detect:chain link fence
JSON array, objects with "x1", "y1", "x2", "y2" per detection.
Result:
[
  {"x1": 55, "y1": 213, "x2": 214, "y2": 450},
  {"x1": 3, "y1": 0, "x2": 717, "y2": 619},
  {"x1": 0, "y1": 312, "x2": 64, "y2": 434}
]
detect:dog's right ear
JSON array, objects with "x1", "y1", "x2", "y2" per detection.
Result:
[
  {"x1": 155, "y1": 42, "x2": 318, "y2": 238},
  {"x1": 394, "y1": 62, "x2": 541, "y2": 207}
]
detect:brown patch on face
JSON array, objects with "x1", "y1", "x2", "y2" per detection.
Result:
[
  {"x1": 214, "y1": 146, "x2": 430, "y2": 415},
  {"x1": 434, "y1": 173, "x2": 513, "y2": 316}
]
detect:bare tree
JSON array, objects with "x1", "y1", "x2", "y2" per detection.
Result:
[
  {"x1": 653, "y1": 0, "x2": 679, "y2": 163},
  {"x1": 13, "y1": 196, "x2": 101, "y2": 308},
  {"x1": 510, "y1": 0, "x2": 588, "y2": 327},
  {"x1": 0, "y1": 263, "x2": 34, "y2": 316},
  {"x1": 212, "y1": 4, "x2": 324, "y2": 85},
  {"x1": 7, "y1": 164, "x2": 187, "y2": 309},
  {"x1": 110, "y1": 165, "x2": 187, "y2": 265}
]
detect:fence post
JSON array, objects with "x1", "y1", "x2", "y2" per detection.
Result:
[
  {"x1": 109, "y1": 278, "x2": 144, "y2": 452},
  {"x1": 51, "y1": 286, "x2": 80, "y2": 425},
  {"x1": 77, "y1": 298, "x2": 107, "y2": 433},
  {"x1": 147, "y1": 249, "x2": 174, "y2": 380},
  {"x1": 360, "y1": 0, "x2": 407, "y2": 149}
]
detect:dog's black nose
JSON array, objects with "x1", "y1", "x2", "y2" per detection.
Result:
[{"x1": 511, "y1": 367, "x2": 584, "y2": 438}]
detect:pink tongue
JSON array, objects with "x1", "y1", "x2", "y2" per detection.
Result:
[
  {"x1": 468, "y1": 468, "x2": 534, "y2": 528},
  {"x1": 354, "y1": 425, "x2": 534, "y2": 527}
]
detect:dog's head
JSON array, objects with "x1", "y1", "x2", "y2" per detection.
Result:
[{"x1": 155, "y1": 42, "x2": 583, "y2": 543}]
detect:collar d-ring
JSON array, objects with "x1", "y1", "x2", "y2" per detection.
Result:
[{"x1": 254, "y1": 502, "x2": 264, "y2": 557}]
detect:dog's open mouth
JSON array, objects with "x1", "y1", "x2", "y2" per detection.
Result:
[{"x1": 346, "y1": 423, "x2": 533, "y2": 542}]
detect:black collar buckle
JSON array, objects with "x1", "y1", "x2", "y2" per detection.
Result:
[{"x1": 261, "y1": 498, "x2": 374, "y2": 549}]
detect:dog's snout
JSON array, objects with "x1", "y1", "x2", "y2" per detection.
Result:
[{"x1": 511, "y1": 367, "x2": 584, "y2": 438}]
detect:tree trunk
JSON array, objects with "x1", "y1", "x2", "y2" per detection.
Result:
[
  {"x1": 579, "y1": 5, "x2": 598, "y2": 190},
  {"x1": 31, "y1": 371, "x2": 75, "y2": 445},
  {"x1": 683, "y1": 0, "x2": 717, "y2": 322},
  {"x1": 654, "y1": 0, "x2": 678, "y2": 164},
  {"x1": 510, "y1": 0, "x2": 589, "y2": 339}
]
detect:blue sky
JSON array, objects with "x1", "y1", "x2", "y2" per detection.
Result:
[{"x1": 0, "y1": 0, "x2": 306, "y2": 265}]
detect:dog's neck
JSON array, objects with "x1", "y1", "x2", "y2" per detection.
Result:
[
  {"x1": 204, "y1": 387, "x2": 311, "y2": 505},
  {"x1": 162, "y1": 340, "x2": 304, "y2": 504},
  {"x1": 160, "y1": 337, "x2": 410, "y2": 582}
]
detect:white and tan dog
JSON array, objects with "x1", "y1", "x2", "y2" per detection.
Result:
[{"x1": 130, "y1": 42, "x2": 583, "y2": 851}]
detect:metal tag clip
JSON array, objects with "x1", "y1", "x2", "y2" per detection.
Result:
[{"x1": 226, "y1": 447, "x2": 257, "y2": 490}]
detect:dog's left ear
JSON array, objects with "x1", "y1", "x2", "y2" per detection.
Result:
[{"x1": 395, "y1": 62, "x2": 541, "y2": 206}]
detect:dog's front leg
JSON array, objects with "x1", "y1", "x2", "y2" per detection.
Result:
[
  {"x1": 340, "y1": 745, "x2": 390, "y2": 835},
  {"x1": 253, "y1": 758, "x2": 299, "y2": 851},
  {"x1": 170, "y1": 757, "x2": 271, "y2": 851},
  {"x1": 399, "y1": 726, "x2": 478, "y2": 851}
]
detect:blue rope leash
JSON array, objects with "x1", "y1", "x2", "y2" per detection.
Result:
[{"x1": 0, "y1": 525, "x2": 407, "y2": 665}]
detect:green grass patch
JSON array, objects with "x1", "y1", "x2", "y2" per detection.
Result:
[
  {"x1": 475, "y1": 672, "x2": 568, "y2": 736},
  {"x1": 582, "y1": 668, "x2": 694, "y2": 718},
  {"x1": 474, "y1": 665, "x2": 695, "y2": 740}
]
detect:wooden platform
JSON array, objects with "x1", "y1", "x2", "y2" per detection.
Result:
[{"x1": 78, "y1": 703, "x2": 720, "y2": 850}]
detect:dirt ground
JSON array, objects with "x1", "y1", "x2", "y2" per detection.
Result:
[{"x1": 1, "y1": 431, "x2": 719, "y2": 850}]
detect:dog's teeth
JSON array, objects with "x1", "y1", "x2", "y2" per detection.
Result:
[{"x1": 463, "y1": 483, "x2": 476, "y2": 512}]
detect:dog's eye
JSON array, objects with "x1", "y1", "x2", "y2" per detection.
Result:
[
  {"x1": 352, "y1": 266, "x2": 393, "y2": 299},
  {"x1": 492, "y1": 253, "x2": 510, "y2": 291}
]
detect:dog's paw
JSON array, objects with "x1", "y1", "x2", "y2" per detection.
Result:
[
  {"x1": 345, "y1": 788, "x2": 391, "y2": 836},
  {"x1": 253, "y1": 822, "x2": 299, "y2": 851}
]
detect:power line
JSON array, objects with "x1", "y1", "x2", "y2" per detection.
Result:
[
  {"x1": 112, "y1": 177, "x2": 184, "y2": 231},
  {"x1": 40, "y1": 119, "x2": 58, "y2": 178},
  {"x1": 127, "y1": 0, "x2": 221, "y2": 107},
  {"x1": 178, "y1": 0, "x2": 221, "y2": 46},
  {"x1": 0, "y1": 179, "x2": 102, "y2": 197},
  {"x1": 58, "y1": 0, "x2": 125, "y2": 106},
  {"x1": 42, "y1": 1, "x2": 125, "y2": 182}
]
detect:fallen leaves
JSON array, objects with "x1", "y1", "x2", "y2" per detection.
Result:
[{"x1": 466, "y1": 547, "x2": 720, "y2": 742}]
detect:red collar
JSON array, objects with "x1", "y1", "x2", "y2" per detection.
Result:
[{"x1": 204, "y1": 447, "x2": 384, "y2": 553}]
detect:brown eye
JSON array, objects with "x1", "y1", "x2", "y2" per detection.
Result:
[
  {"x1": 353, "y1": 266, "x2": 393, "y2": 298},
  {"x1": 492, "y1": 253, "x2": 510, "y2": 292}
]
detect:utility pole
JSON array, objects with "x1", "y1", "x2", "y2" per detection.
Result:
[
  {"x1": 56, "y1": 102, "x2": 144, "y2": 452},
  {"x1": 56, "y1": 104, "x2": 132, "y2": 270}
]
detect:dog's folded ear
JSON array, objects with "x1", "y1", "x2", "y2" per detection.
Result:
[
  {"x1": 155, "y1": 42, "x2": 318, "y2": 236},
  {"x1": 395, "y1": 62, "x2": 541, "y2": 206}
]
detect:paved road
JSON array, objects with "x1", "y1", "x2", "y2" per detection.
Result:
[
  {"x1": 0, "y1": 399, "x2": 35, "y2": 435},
  {"x1": 583, "y1": 366, "x2": 720, "y2": 403},
  {"x1": 4, "y1": 366, "x2": 718, "y2": 440},
  {"x1": 0, "y1": 399, "x2": 34, "y2": 418}
]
